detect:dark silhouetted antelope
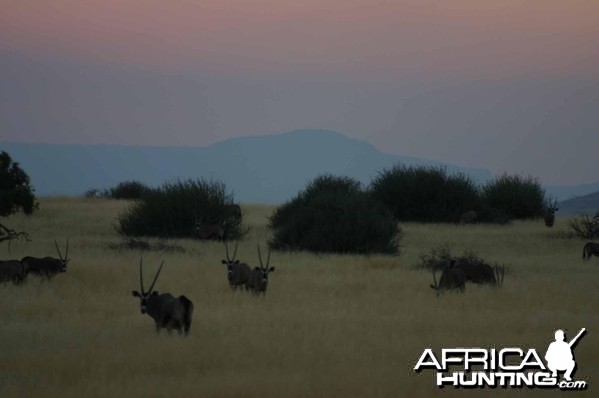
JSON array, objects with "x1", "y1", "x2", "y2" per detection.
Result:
[
  {"x1": 221, "y1": 240, "x2": 250, "y2": 290},
  {"x1": 21, "y1": 239, "x2": 69, "y2": 278},
  {"x1": 454, "y1": 260, "x2": 505, "y2": 287},
  {"x1": 195, "y1": 216, "x2": 225, "y2": 240},
  {"x1": 544, "y1": 199, "x2": 559, "y2": 227},
  {"x1": 431, "y1": 261, "x2": 466, "y2": 294},
  {"x1": 582, "y1": 242, "x2": 599, "y2": 260},
  {"x1": 459, "y1": 210, "x2": 478, "y2": 224},
  {"x1": 131, "y1": 258, "x2": 193, "y2": 336},
  {"x1": 247, "y1": 244, "x2": 275, "y2": 295},
  {"x1": 223, "y1": 204, "x2": 242, "y2": 221},
  {"x1": 0, "y1": 260, "x2": 27, "y2": 284}
]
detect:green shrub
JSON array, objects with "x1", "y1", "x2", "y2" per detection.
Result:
[
  {"x1": 269, "y1": 175, "x2": 400, "y2": 254},
  {"x1": 481, "y1": 174, "x2": 545, "y2": 222},
  {"x1": 117, "y1": 178, "x2": 244, "y2": 239},
  {"x1": 369, "y1": 164, "x2": 481, "y2": 223},
  {"x1": 568, "y1": 215, "x2": 599, "y2": 240}
]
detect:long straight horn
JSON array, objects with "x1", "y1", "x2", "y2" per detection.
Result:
[
  {"x1": 432, "y1": 267, "x2": 438, "y2": 289},
  {"x1": 257, "y1": 244, "x2": 264, "y2": 268},
  {"x1": 65, "y1": 238, "x2": 69, "y2": 260},
  {"x1": 233, "y1": 241, "x2": 239, "y2": 261},
  {"x1": 54, "y1": 239, "x2": 63, "y2": 261},
  {"x1": 266, "y1": 246, "x2": 271, "y2": 268},
  {"x1": 139, "y1": 257, "x2": 145, "y2": 294},
  {"x1": 225, "y1": 240, "x2": 230, "y2": 262},
  {"x1": 147, "y1": 260, "x2": 165, "y2": 293}
]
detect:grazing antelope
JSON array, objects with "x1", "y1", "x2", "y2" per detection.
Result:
[
  {"x1": 454, "y1": 260, "x2": 504, "y2": 286},
  {"x1": 221, "y1": 241, "x2": 250, "y2": 290},
  {"x1": 247, "y1": 244, "x2": 275, "y2": 295},
  {"x1": 430, "y1": 261, "x2": 466, "y2": 294},
  {"x1": 195, "y1": 216, "x2": 225, "y2": 240},
  {"x1": 0, "y1": 260, "x2": 27, "y2": 284},
  {"x1": 544, "y1": 199, "x2": 559, "y2": 227},
  {"x1": 459, "y1": 210, "x2": 478, "y2": 224},
  {"x1": 582, "y1": 242, "x2": 599, "y2": 260},
  {"x1": 131, "y1": 258, "x2": 193, "y2": 336},
  {"x1": 21, "y1": 239, "x2": 69, "y2": 278}
]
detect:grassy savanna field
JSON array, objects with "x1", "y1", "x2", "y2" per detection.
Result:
[{"x1": 0, "y1": 197, "x2": 598, "y2": 397}]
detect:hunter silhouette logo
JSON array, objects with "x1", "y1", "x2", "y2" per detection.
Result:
[
  {"x1": 545, "y1": 328, "x2": 586, "y2": 382},
  {"x1": 414, "y1": 328, "x2": 588, "y2": 390}
]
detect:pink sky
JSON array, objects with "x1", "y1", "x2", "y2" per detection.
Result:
[{"x1": 1, "y1": 0, "x2": 598, "y2": 185}]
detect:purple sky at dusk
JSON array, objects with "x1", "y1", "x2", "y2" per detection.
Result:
[{"x1": 1, "y1": 0, "x2": 598, "y2": 185}]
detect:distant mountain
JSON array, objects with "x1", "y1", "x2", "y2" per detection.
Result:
[
  {"x1": 545, "y1": 182, "x2": 599, "y2": 202},
  {"x1": 1, "y1": 129, "x2": 494, "y2": 204},
  {"x1": 558, "y1": 190, "x2": 599, "y2": 216}
]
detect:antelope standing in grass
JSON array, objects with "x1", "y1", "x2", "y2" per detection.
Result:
[
  {"x1": 459, "y1": 210, "x2": 478, "y2": 224},
  {"x1": 430, "y1": 261, "x2": 466, "y2": 294},
  {"x1": 21, "y1": 239, "x2": 69, "y2": 278},
  {"x1": 0, "y1": 260, "x2": 27, "y2": 284},
  {"x1": 223, "y1": 204, "x2": 242, "y2": 221},
  {"x1": 582, "y1": 242, "x2": 599, "y2": 260},
  {"x1": 195, "y1": 216, "x2": 225, "y2": 240},
  {"x1": 454, "y1": 260, "x2": 505, "y2": 287},
  {"x1": 131, "y1": 258, "x2": 193, "y2": 336},
  {"x1": 221, "y1": 240, "x2": 250, "y2": 290},
  {"x1": 247, "y1": 244, "x2": 275, "y2": 295},
  {"x1": 544, "y1": 199, "x2": 559, "y2": 227}
]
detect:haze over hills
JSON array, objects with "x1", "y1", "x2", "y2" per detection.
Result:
[
  {"x1": 558, "y1": 191, "x2": 599, "y2": 216},
  {"x1": 1, "y1": 129, "x2": 597, "y2": 204}
]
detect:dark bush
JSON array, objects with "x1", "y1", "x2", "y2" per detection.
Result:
[
  {"x1": 568, "y1": 215, "x2": 599, "y2": 240},
  {"x1": 106, "y1": 180, "x2": 151, "y2": 200},
  {"x1": 117, "y1": 178, "x2": 244, "y2": 239},
  {"x1": 481, "y1": 174, "x2": 545, "y2": 222},
  {"x1": 369, "y1": 164, "x2": 481, "y2": 223},
  {"x1": 269, "y1": 175, "x2": 400, "y2": 255}
]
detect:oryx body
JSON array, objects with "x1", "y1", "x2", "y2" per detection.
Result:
[
  {"x1": 582, "y1": 242, "x2": 599, "y2": 260},
  {"x1": 459, "y1": 210, "x2": 478, "y2": 224},
  {"x1": 21, "y1": 239, "x2": 69, "y2": 278},
  {"x1": 221, "y1": 241, "x2": 250, "y2": 290},
  {"x1": 195, "y1": 223, "x2": 225, "y2": 240},
  {"x1": 131, "y1": 259, "x2": 193, "y2": 336},
  {"x1": 431, "y1": 261, "x2": 466, "y2": 293},
  {"x1": 454, "y1": 260, "x2": 496, "y2": 285},
  {"x1": 223, "y1": 204, "x2": 242, "y2": 221},
  {"x1": 0, "y1": 260, "x2": 27, "y2": 284},
  {"x1": 247, "y1": 244, "x2": 275, "y2": 295},
  {"x1": 544, "y1": 200, "x2": 559, "y2": 227}
]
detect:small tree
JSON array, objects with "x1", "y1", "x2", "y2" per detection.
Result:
[{"x1": 0, "y1": 151, "x2": 36, "y2": 245}]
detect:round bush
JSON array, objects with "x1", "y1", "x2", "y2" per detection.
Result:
[
  {"x1": 117, "y1": 178, "x2": 244, "y2": 239},
  {"x1": 481, "y1": 174, "x2": 545, "y2": 221},
  {"x1": 107, "y1": 180, "x2": 151, "y2": 200},
  {"x1": 369, "y1": 164, "x2": 480, "y2": 223},
  {"x1": 269, "y1": 175, "x2": 400, "y2": 255}
]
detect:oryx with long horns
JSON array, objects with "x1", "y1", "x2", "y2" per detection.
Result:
[
  {"x1": 246, "y1": 244, "x2": 275, "y2": 295},
  {"x1": 21, "y1": 239, "x2": 69, "y2": 278},
  {"x1": 131, "y1": 258, "x2": 193, "y2": 336},
  {"x1": 221, "y1": 240, "x2": 250, "y2": 290}
]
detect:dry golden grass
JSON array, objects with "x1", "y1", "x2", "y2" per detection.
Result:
[{"x1": 0, "y1": 197, "x2": 598, "y2": 397}]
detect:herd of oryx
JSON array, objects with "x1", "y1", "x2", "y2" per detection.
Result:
[
  {"x1": 2, "y1": 204, "x2": 599, "y2": 337},
  {"x1": 0, "y1": 239, "x2": 69, "y2": 283}
]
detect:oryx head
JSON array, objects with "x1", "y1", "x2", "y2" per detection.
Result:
[
  {"x1": 54, "y1": 239, "x2": 70, "y2": 272},
  {"x1": 221, "y1": 240, "x2": 239, "y2": 283},
  {"x1": 256, "y1": 244, "x2": 275, "y2": 291},
  {"x1": 131, "y1": 258, "x2": 164, "y2": 314}
]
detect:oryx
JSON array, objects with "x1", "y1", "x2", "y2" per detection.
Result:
[
  {"x1": 454, "y1": 260, "x2": 504, "y2": 287},
  {"x1": 131, "y1": 258, "x2": 193, "y2": 336},
  {"x1": 430, "y1": 261, "x2": 466, "y2": 294},
  {"x1": 544, "y1": 199, "x2": 559, "y2": 227},
  {"x1": 459, "y1": 210, "x2": 478, "y2": 224},
  {"x1": 195, "y1": 216, "x2": 225, "y2": 240},
  {"x1": 246, "y1": 244, "x2": 275, "y2": 295},
  {"x1": 0, "y1": 260, "x2": 27, "y2": 284},
  {"x1": 21, "y1": 239, "x2": 69, "y2": 278},
  {"x1": 221, "y1": 240, "x2": 250, "y2": 290},
  {"x1": 582, "y1": 242, "x2": 599, "y2": 260}
]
